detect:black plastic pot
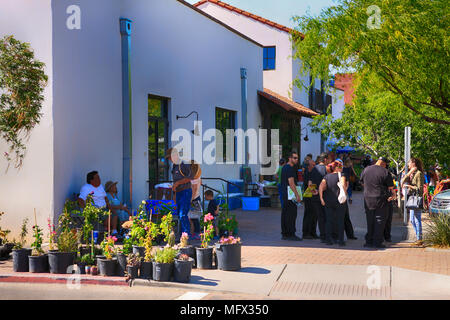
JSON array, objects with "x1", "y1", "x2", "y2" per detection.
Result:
[
  {"x1": 178, "y1": 246, "x2": 196, "y2": 268},
  {"x1": 79, "y1": 246, "x2": 91, "y2": 258},
  {"x1": 95, "y1": 255, "x2": 106, "y2": 265},
  {"x1": 132, "y1": 246, "x2": 145, "y2": 258},
  {"x1": 97, "y1": 258, "x2": 117, "y2": 276},
  {"x1": 215, "y1": 243, "x2": 241, "y2": 271},
  {"x1": 48, "y1": 252, "x2": 75, "y2": 274},
  {"x1": 140, "y1": 261, "x2": 152, "y2": 279},
  {"x1": 174, "y1": 258, "x2": 193, "y2": 283},
  {"x1": 127, "y1": 265, "x2": 139, "y2": 279},
  {"x1": 116, "y1": 253, "x2": 127, "y2": 276},
  {"x1": 76, "y1": 262, "x2": 87, "y2": 274},
  {"x1": 29, "y1": 254, "x2": 49, "y2": 273},
  {"x1": 0, "y1": 243, "x2": 14, "y2": 260},
  {"x1": 12, "y1": 248, "x2": 32, "y2": 272},
  {"x1": 195, "y1": 247, "x2": 213, "y2": 269},
  {"x1": 152, "y1": 262, "x2": 173, "y2": 282}
]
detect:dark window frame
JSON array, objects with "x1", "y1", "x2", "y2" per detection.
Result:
[
  {"x1": 215, "y1": 107, "x2": 237, "y2": 162},
  {"x1": 263, "y1": 46, "x2": 276, "y2": 70}
]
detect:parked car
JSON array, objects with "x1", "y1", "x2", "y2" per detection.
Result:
[{"x1": 429, "y1": 189, "x2": 450, "y2": 215}]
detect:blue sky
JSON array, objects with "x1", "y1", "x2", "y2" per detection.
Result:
[{"x1": 185, "y1": 0, "x2": 338, "y2": 28}]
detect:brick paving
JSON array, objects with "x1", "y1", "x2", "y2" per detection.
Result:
[{"x1": 236, "y1": 191, "x2": 450, "y2": 276}]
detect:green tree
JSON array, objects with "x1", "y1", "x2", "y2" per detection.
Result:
[
  {"x1": 0, "y1": 35, "x2": 48, "y2": 168},
  {"x1": 291, "y1": 0, "x2": 449, "y2": 125},
  {"x1": 310, "y1": 75, "x2": 450, "y2": 171}
]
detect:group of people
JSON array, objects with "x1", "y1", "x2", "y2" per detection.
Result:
[
  {"x1": 75, "y1": 147, "x2": 221, "y2": 240},
  {"x1": 277, "y1": 151, "x2": 425, "y2": 248}
]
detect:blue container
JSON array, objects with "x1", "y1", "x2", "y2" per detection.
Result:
[
  {"x1": 227, "y1": 179, "x2": 244, "y2": 194},
  {"x1": 215, "y1": 195, "x2": 242, "y2": 211},
  {"x1": 241, "y1": 196, "x2": 260, "y2": 211}
]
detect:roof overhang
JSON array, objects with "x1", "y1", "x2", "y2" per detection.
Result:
[{"x1": 258, "y1": 88, "x2": 318, "y2": 118}]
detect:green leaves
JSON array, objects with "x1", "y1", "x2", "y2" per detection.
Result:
[
  {"x1": 291, "y1": 0, "x2": 450, "y2": 125},
  {"x1": 0, "y1": 35, "x2": 48, "y2": 168}
]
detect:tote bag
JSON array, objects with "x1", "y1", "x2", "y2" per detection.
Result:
[
  {"x1": 406, "y1": 192, "x2": 423, "y2": 210},
  {"x1": 337, "y1": 172, "x2": 347, "y2": 204}
]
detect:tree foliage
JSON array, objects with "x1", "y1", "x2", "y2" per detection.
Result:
[
  {"x1": 292, "y1": 0, "x2": 449, "y2": 125},
  {"x1": 310, "y1": 75, "x2": 450, "y2": 171},
  {"x1": 0, "y1": 35, "x2": 48, "y2": 168}
]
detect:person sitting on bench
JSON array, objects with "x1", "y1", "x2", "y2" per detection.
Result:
[{"x1": 78, "y1": 171, "x2": 118, "y2": 235}]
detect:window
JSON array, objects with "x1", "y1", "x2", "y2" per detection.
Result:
[
  {"x1": 263, "y1": 46, "x2": 276, "y2": 70},
  {"x1": 215, "y1": 107, "x2": 236, "y2": 162}
]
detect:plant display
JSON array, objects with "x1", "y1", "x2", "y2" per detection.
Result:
[
  {"x1": 218, "y1": 212, "x2": 238, "y2": 235},
  {"x1": 57, "y1": 229, "x2": 79, "y2": 253},
  {"x1": 47, "y1": 217, "x2": 56, "y2": 251},
  {"x1": 424, "y1": 214, "x2": 450, "y2": 248},
  {"x1": 0, "y1": 35, "x2": 48, "y2": 168},
  {"x1": 153, "y1": 246, "x2": 178, "y2": 264},
  {"x1": 80, "y1": 253, "x2": 94, "y2": 265},
  {"x1": 200, "y1": 213, "x2": 214, "y2": 249},
  {"x1": 81, "y1": 195, "x2": 104, "y2": 244},
  {"x1": 13, "y1": 218, "x2": 29, "y2": 249},
  {"x1": 177, "y1": 253, "x2": 190, "y2": 261},
  {"x1": 218, "y1": 236, "x2": 241, "y2": 245},
  {"x1": 160, "y1": 212, "x2": 174, "y2": 243},
  {"x1": 58, "y1": 200, "x2": 78, "y2": 234},
  {"x1": 31, "y1": 224, "x2": 44, "y2": 256},
  {"x1": 126, "y1": 253, "x2": 141, "y2": 267},
  {"x1": 0, "y1": 212, "x2": 11, "y2": 243},
  {"x1": 179, "y1": 232, "x2": 189, "y2": 248},
  {"x1": 122, "y1": 237, "x2": 133, "y2": 255},
  {"x1": 129, "y1": 202, "x2": 148, "y2": 247},
  {"x1": 100, "y1": 236, "x2": 117, "y2": 260}
]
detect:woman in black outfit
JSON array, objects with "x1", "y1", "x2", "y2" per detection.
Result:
[{"x1": 319, "y1": 160, "x2": 348, "y2": 246}]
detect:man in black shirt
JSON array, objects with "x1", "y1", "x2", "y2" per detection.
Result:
[
  {"x1": 307, "y1": 152, "x2": 329, "y2": 242},
  {"x1": 360, "y1": 157, "x2": 396, "y2": 248},
  {"x1": 280, "y1": 151, "x2": 302, "y2": 241}
]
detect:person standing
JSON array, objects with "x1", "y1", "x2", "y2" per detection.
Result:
[
  {"x1": 303, "y1": 157, "x2": 318, "y2": 239},
  {"x1": 360, "y1": 157, "x2": 396, "y2": 249},
  {"x1": 383, "y1": 170, "x2": 397, "y2": 242},
  {"x1": 343, "y1": 159, "x2": 357, "y2": 204},
  {"x1": 401, "y1": 157, "x2": 425, "y2": 245},
  {"x1": 308, "y1": 152, "x2": 329, "y2": 242},
  {"x1": 166, "y1": 148, "x2": 194, "y2": 237},
  {"x1": 319, "y1": 160, "x2": 348, "y2": 246},
  {"x1": 280, "y1": 152, "x2": 302, "y2": 241}
]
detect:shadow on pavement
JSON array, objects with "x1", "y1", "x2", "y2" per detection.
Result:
[
  {"x1": 190, "y1": 275, "x2": 219, "y2": 287},
  {"x1": 237, "y1": 267, "x2": 271, "y2": 274}
]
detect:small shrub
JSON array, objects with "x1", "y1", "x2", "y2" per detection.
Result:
[
  {"x1": 423, "y1": 214, "x2": 450, "y2": 248},
  {"x1": 154, "y1": 246, "x2": 178, "y2": 264}
]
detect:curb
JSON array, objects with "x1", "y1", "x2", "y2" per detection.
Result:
[
  {"x1": 130, "y1": 278, "x2": 239, "y2": 295},
  {"x1": 0, "y1": 273, "x2": 129, "y2": 287}
]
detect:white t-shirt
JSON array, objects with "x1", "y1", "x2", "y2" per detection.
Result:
[
  {"x1": 191, "y1": 178, "x2": 201, "y2": 199},
  {"x1": 79, "y1": 184, "x2": 107, "y2": 208}
]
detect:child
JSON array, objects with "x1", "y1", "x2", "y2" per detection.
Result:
[
  {"x1": 205, "y1": 190, "x2": 220, "y2": 239},
  {"x1": 189, "y1": 161, "x2": 202, "y2": 240}
]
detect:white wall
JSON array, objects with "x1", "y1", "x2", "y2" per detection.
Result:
[
  {"x1": 124, "y1": 0, "x2": 263, "y2": 202},
  {"x1": 51, "y1": 0, "x2": 123, "y2": 219},
  {"x1": 0, "y1": 0, "x2": 54, "y2": 241},
  {"x1": 331, "y1": 87, "x2": 345, "y2": 120}
]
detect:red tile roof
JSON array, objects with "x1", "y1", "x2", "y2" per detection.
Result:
[
  {"x1": 194, "y1": 0, "x2": 304, "y2": 37},
  {"x1": 258, "y1": 88, "x2": 318, "y2": 117}
]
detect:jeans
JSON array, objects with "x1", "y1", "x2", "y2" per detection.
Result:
[
  {"x1": 347, "y1": 185, "x2": 353, "y2": 199},
  {"x1": 176, "y1": 188, "x2": 192, "y2": 236},
  {"x1": 410, "y1": 209, "x2": 422, "y2": 240}
]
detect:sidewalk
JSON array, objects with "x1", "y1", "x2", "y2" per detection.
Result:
[{"x1": 1, "y1": 191, "x2": 449, "y2": 299}]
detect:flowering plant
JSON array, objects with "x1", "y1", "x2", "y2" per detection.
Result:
[
  {"x1": 177, "y1": 253, "x2": 190, "y2": 261},
  {"x1": 47, "y1": 217, "x2": 56, "y2": 251},
  {"x1": 179, "y1": 232, "x2": 189, "y2": 248},
  {"x1": 218, "y1": 212, "x2": 238, "y2": 234},
  {"x1": 200, "y1": 213, "x2": 215, "y2": 249},
  {"x1": 100, "y1": 236, "x2": 117, "y2": 260},
  {"x1": 31, "y1": 224, "x2": 44, "y2": 256},
  {"x1": 218, "y1": 236, "x2": 241, "y2": 245}
]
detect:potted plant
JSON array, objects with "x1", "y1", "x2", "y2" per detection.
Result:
[
  {"x1": 12, "y1": 218, "x2": 32, "y2": 272},
  {"x1": 29, "y1": 223, "x2": 48, "y2": 273},
  {"x1": 130, "y1": 202, "x2": 148, "y2": 257},
  {"x1": 116, "y1": 241, "x2": 130, "y2": 277},
  {"x1": 97, "y1": 235, "x2": 118, "y2": 276},
  {"x1": 177, "y1": 232, "x2": 196, "y2": 268},
  {"x1": 47, "y1": 217, "x2": 57, "y2": 253},
  {"x1": 152, "y1": 246, "x2": 178, "y2": 282},
  {"x1": 196, "y1": 213, "x2": 215, "y2": 269},
  {"x1": 80, "y1": 195, "x2": 104, "y2": 254},
  {"x1": 215, "y1": 236, "x2": 241, "y2": 271},
  {"x1": 49, "y1": 228, "x2": 79, "y2": 274},
  {"x1": 140, "y1": 221, "x2": 158, "y2": 279},
  {"x1": 78, "y1": 253, "x2": 94, "y2": 275},
  {"x1": 126, "y1": 253, "x2": 140, "y2": 279},
  {"x1": 218, "y1": 211, "x2": 238, "y2": 237},
  {"x1": 174, "y1": 253, "x2": 194, "y2": 283}
]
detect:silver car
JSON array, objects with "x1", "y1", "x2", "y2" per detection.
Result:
[{"x1": 429, "y1": 189, "x2": 450, "y2": 215}]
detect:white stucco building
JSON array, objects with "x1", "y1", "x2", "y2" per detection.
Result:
[
  {"x1": 0, "y1": 0, "x2": 264, "y2": 238},
  {"x1": 194, "y1": 0, "x2": 344, "y2": 161}
]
